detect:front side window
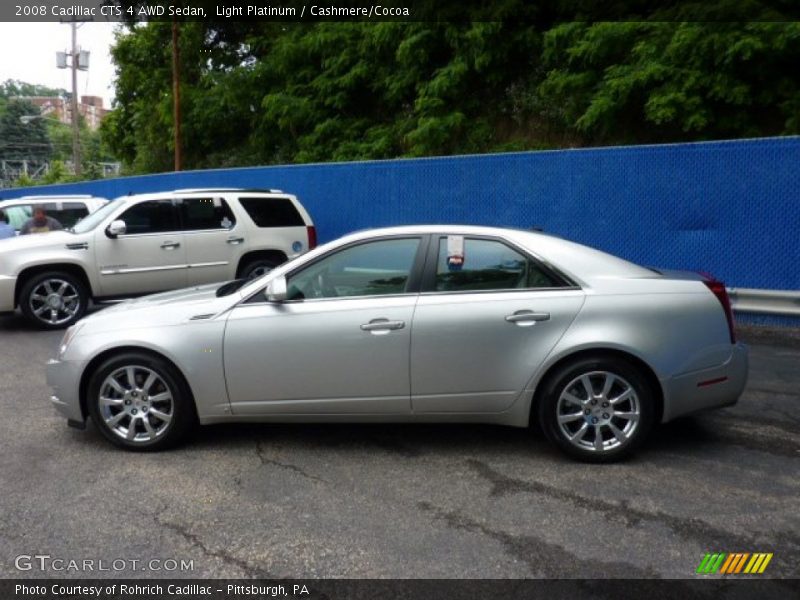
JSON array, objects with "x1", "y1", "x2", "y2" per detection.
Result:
[
  {"x1": 287, "y1": 238, "x2": 420, "y2": 300},
  {"x1": 51, "y1": 202, "x2": 89, "y2": 229},
  {"x1": 435, "y1": 237, "x2": 561, "y2": 292},
  {"x1": 177, "y1": 197, "x2": 236, "y2": 231},
  {"x1": 119, "y1": 199, "x2": 178, "y2": 235}
]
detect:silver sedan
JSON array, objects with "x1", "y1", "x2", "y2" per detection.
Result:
[{"x1": 47, "y1": 225, "x2": 748, "y2": 461}]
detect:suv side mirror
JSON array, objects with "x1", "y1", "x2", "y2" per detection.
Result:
[
  {"x1": 106, "y1": 219, "x2": 127, "y2": 238},
  {"x1": 265, "y1": 275, "x2": 288, "y2": 302}
]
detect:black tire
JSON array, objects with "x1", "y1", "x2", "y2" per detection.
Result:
[
  {"x1": 537, "y1": 356, "x2": 655, "y2": 463},
  {"x1": 19, "y1": 271, "x2": 88, "y2": 330},
  {"x1": 87, "y1": 352, "x2": 197, "y2": 451},
  {"x1": 240, "y1": 257, "x2": 281, "y2": 280}
]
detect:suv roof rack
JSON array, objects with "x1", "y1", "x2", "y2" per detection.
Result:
[
  {"x1": 15, "y1": 194, "x2": 94, "y2": 200},
  {"x1": 172, "y1": 187, "x2": 284, "y2": 194}
]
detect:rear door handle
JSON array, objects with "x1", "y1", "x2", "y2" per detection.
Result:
[
  {"x1": 227, "y1": 236, "x2": 244, "y2": 245},
  {"x1": 505, "y1": 310, "x2": 550, "y2": 326},
  {"x1": 360, "y1": 319, "x2": 406, "y2": 334},
  {"x1": 160, "y1": 241, "x2": 180, "y2": 250}
]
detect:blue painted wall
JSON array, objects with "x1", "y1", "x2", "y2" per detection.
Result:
[{"x1": 2, "y1": 136, "x2": 798, "y2": 292}]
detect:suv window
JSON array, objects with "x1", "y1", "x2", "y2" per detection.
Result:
[
  {"x1": 239, "y1": 197, "x2": 304, "y2": 228},
  {"x1": 53, "y1": 202, "x2": 90, "y2": 229},
  {"x1": 4, "y1": 205, "x2": 32, "y2": 230},
  {"x1": 119, "y1": 199, "x2": 179, "y2": 235},
  {"x1": 435, "y1": 237, "x2": 561, "y2": 292},
  {"x1": 177, "y1": 197, "x2": 236, "y2": 230},
  {"x1": 287, "y1": 238, "x2": 420, "y2": 300}
]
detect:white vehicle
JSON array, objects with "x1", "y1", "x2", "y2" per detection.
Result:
[
  {"x1": 0, "y1": 188, "x2": 316, "y2": 329},
  {"x1": 0, "y1": 194, "x2": 109, "y2": 234}
]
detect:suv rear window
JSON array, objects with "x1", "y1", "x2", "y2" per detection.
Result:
[{"x1": 239, "y1": 197, "x2": 304, "y2": 228}]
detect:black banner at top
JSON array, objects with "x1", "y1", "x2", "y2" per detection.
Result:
[{"x1": 4, "y1": 0, "x2": 800, "y2": 23}]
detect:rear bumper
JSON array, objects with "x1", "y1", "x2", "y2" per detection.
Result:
[
  {"x1": 46, "y1": 358, "x2": 85, "y2": 423},
  {"x1": 661, "y1": 343, "x2": 749, "y2": 422},
  {"x1": 0, "y1": 275, "x2": 16, "y2": 312}
]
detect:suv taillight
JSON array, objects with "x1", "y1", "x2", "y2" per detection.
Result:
[
  {"x1": 701, "y1": 276, "x2": 736, "y2": 344},
  {"x1": 307, "y1": 225, "x2": 317, "y2": 250}
]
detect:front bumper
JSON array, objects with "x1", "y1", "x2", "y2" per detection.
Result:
[
  {"x1": 0, "y1": 275, "x2": 16, "y2": 312},
  {"x1": 661, "y1": 342, "x2": 749, "y2": 422},
  {"x1": 46, "y1": 358, "x2": 86, "y2": 423}
]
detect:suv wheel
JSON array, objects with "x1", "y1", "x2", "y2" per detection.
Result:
[
  {"x1": 538, "y1": 356, "x2": 655, "y2": 463},
  {"x1": 19, "y1": 271, "x2": 88, "y2": 329},
  {"x1": 241, "y1": 257, "x2": 281, "y2": 280},
  {"x1": 87, "y1": 352, "x2": 196, "y2": 451}
]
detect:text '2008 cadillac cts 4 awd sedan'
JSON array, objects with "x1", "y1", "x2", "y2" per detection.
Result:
[{"x1": 47, "y1": 225, "x2": 748, "y2": 462}]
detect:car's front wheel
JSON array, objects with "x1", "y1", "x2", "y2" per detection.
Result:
[
  {"x1": 19, "y1": 271, "x2": 88, "y2": 329},
  {"x1": 87, "y1": 352, "x2": 196, "y2": 451},
  {"x1": 538, "y1": 356, "x2": 655, "y2": 462}
]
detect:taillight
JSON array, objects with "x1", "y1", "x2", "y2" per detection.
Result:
[
  {"x1": 702, "y1": 277, "x2": 736, "y2": 344},
  {"x1": 306, "y1": 225, "x2": 317, "y2": 250}
]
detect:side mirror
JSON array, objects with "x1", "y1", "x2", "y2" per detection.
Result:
[
  {"x1": 106, "y1": 219, "x2": 127, "y2": 238},
  {"x1": 265, "y1": 275, "x2": 287, "y2": 302}
]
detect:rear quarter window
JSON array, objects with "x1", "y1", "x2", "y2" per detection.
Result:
[{"x1": 238, "y1": 197, "x2": 305, "y2": 228}]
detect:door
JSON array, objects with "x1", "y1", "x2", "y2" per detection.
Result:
[
  {"x1": 223, "y1": 237, "x2": 424, "y2": 415},
  {"x1": 410, "y1": 236, "x2": 585, "y2": 413},
  {"x1": 176, "y1": 196, "x2": 241, "y2": 285},
  {"x1": 93, "y1": 198, "x2": 187, "y2": 297}
]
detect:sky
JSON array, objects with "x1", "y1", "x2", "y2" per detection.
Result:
[{"x1": 0, "y1": 22, "x2": 119, "y2": 107}]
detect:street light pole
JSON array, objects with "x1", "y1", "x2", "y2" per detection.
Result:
[
  {"x1": 70, "y1": 21, "x2": 81, "y2": 177},
  {"x1": 172, "y1": 20, "x2": 182, "y2": 171}
]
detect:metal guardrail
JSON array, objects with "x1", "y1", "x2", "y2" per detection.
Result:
[{"x1": 728, "y1": 288, "x2": 800, "y2": 317}]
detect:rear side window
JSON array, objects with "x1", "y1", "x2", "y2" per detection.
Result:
[
  {"x1": 435, "y1": 237, "x2": 562, "y2": 292},
  {"x1": 4, "y1": 205, "x2": 32, "y2": 230},
  {"x1": 239, "y1": 197, "x2": 304, "y2": 227},
  {"x1": 177, "y1": 197, "x2": 236, "y2": 230},
  {"x1": 119, "y1": 199, "x2": 179, "y2": 235}
]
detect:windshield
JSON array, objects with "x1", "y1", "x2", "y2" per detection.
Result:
[{"x1": 71, "y1": 200, "x2": 120, "y2": 234}]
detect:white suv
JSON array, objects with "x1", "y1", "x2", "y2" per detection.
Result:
[
  {"x1": 0, "y1": 188, "x2": 316, "y2": 328},
  {"x1": 0, "y1": 194, "x2": 109, "y2": 234}
]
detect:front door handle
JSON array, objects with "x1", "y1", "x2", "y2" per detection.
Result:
[
  {"x1": 227, "y1": 236, "x2": 244, "y2": 245},
  {"x1": 505, "y1": 310, "x2": 550, "y2": 326},
  {"x1": 360, "y1": 318, "x2": 406, "y2": 334},
  {"x1": 160, "y1": 241, "x2": 180, "y2": 250}
]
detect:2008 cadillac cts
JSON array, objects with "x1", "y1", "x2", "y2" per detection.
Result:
[{"x1": 47, "y1": 226, "x2": 748, "y2": 461}]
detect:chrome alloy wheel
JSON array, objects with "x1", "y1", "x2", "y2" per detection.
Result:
[
  {"x1": 556, "y1": 371, "x2": 641, "y2": 453},
  {"x1": 98, "y1": 366, "x2": 174, "y2": 443},
  {"x1": 247, "y1": 265, "x2": 273, "y2": 279},
  {"x1": 28, "y1": 278, "x2": 81, "y2": 326}
]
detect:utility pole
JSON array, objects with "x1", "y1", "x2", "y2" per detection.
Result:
[
  {"x1": 70, "y1": 21, "x2": 81, "y2": 177},
  {"x1": 172, "y1": 20, "x2": 182, "y2": 171}
]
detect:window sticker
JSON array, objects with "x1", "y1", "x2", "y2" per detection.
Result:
[{"x1": 447, "y1": 235, "x2": 465, "y2": 270}]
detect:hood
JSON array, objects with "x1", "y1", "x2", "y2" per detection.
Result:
[
  {"x1": 0, "y1": 230, "x2": 80, "y2": 252},
  {"x1": 79, "y1": 282, "x2": 244, "y2": 332}
]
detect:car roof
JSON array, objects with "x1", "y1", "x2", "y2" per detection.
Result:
[
  {"x1": 338, "y1": 224, "x2": 656, "y2": 282},
  {"x1": 0, "y1": 196, "x2": 108, "y2": 205},
  {"x1": 113, "y1": 188, "x2": 289, "y2": 201}
]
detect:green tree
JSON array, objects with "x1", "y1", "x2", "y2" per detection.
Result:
[{"x1": 0, "y1": 99, "x2": 52, "y2": 162}]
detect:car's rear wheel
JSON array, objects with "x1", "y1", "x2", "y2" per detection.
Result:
[
  {"x1": 538, "y1": 356, "x2": 655, "y2": 462},
  {"x1": 19, "y1": 271, "x2": 88, "y2": 329},
  {"x1": 240, "y1": 258, "x2": 281, "y2": 280},
  {"x1": 87, "y1": 352, "x2": 196, "y2": 451}
]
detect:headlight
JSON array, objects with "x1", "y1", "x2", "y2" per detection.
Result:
[{"x1": 58, "y1": 323, "x2": 84, "y2": 358}]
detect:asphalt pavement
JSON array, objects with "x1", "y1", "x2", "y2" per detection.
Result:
[{"x1": 0, "y1": 312, "x2": 798, "y2": 580}]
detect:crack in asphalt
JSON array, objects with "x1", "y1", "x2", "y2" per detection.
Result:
[
  {"x1": 255, "y1": 439, "x2": 326, "y2": 483},
  {"x1": 465, "y1": 459, "x2": 800, "y2": 561},
  {"x1": 417, "y1": 500, "x2": 660, "y2": 580},
  {"x1": 155, "y1": 517, "x2": 268, "y2": 578}
]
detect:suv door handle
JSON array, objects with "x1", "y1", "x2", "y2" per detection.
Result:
[
  {"x1": 226, "y1": 236, "x2": 244, "y2": 245},
  {"x1": 160, "y1": 241, "x2": 180, "y2": 250},
  {"x1": 360, "y1": 319, "x2": 406, "y2": 334},
  {"x1": 505, "y1": 310, "x2": 550, "y2": 326}
]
